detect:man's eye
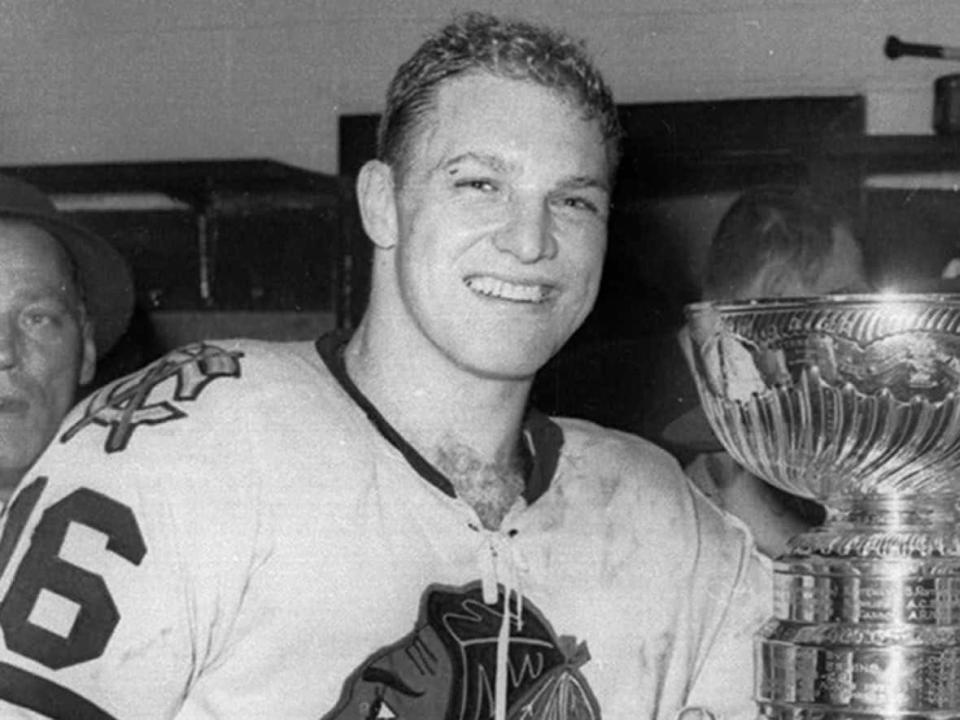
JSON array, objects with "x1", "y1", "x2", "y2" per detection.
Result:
[
  {"x1": 560, "y1": 196, "x2": 600, "y2": 214},
  {"x1": 455, "y1": 178, "x2": 498, "y2": 193},
  {"x1": 22, "y1": 310, "x2": 63, "y2": 330}
]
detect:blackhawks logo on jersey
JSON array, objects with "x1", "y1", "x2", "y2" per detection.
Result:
[
  {"x1": 323, "y1": 582, "x2": 601, "y2": 719},
  {"x1": 62, "y1": 342, "x2": 244, "y2": 453}
]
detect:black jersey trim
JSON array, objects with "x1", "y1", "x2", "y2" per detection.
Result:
[
  {"x1": 315, "y1": 331, "x2": 561, "y2": 504},
  {"x1": 521, "y1": 406, "x2": 563, "y2": 504},
  {"x1": 0, "y1": 663, "x2": 116, "y2": 719}
]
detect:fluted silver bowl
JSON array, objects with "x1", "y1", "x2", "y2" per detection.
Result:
[{"x1": 684, "y1": 294, "x2": 960, "y2": 505}]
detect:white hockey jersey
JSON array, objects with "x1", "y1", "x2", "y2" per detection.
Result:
[{"x1": 0, "y1": 335, "x2": 770, "y2": 719}]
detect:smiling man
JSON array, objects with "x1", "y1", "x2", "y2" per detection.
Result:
[
  {"x1": 0, "y1": 14, "x2": 768, "y2": 720},
  {"x1": 349, "y1": 67, "x2": 613, "y2": 530}
]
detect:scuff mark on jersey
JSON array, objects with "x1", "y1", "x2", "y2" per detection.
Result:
[{"x1": 61, "y1": 343, "x2": 244, "y2": 453}]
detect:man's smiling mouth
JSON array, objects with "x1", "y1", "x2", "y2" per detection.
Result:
[{"x1": 465, "y1": 275, "x2": 553, "y2": 304}]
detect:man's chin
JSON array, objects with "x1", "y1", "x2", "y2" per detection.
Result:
[
  {"x1": 462, "y1": 356, "x2": 546, "y2": 383},
  {"x1": 0, "y1": 437, "x2": 43, "y2": 485},
  {"x1": 443, "y1": 333, "x2": 568, "y2": 382},
  {"x1": 0, "y1": 461, "x2": 31, "y2": 495}
]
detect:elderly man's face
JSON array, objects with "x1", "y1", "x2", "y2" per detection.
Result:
[{"x1": 0, "y1": 220, "x2": 95, "y2": 491}]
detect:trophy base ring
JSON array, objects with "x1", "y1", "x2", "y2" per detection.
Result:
[
  {"x1": 759, "y1": 702, "x2": 960, "y2": 720},
  {"x1": 757, "y1": 636, "x2": 960, "y2": 713}
]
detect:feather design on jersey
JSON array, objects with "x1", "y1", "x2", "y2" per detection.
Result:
[
  {"x1": 61, "y1": 342, "x2": 244, "y2": 453},
  {"x1": 508, "y1": 662, "x2": 599, "y2": 720}
]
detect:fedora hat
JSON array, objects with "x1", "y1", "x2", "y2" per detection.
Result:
[{"x1": 0, "y1": 174, "x2": 134, "y2": 356}]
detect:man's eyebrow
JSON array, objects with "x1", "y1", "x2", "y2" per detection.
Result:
[
  {"x1": 435, "y1": 153, "x2": 610, "y2": 193},
  {"x1": 557, "y1": 175, "x2": 611, "y2": 194},
  {"x1": 437, "y1": 152, "x2": 509, "y2": 174},
  {"x1": 17, "y1": 286, "x2": 74, "y2": 304}
]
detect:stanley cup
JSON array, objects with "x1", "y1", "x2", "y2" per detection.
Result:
[{"x1": 683, "y1": 294, "x2": 960, "y2": 718}]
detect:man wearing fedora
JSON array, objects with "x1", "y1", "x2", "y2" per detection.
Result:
[{"x1": 0, "y1": 174, "x2": 133, "y2": 504}]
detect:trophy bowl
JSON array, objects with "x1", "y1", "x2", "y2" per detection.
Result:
[{"x1": 684, "y1": 293, "x2": 960, "y2": 718}]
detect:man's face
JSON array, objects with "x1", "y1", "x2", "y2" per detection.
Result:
[
  {"x1": 0, "y1": 221, "x2": 94, "y2": 486},
  {"x1": 383, "y1": 73, "x2": 612, "y2": 380}
]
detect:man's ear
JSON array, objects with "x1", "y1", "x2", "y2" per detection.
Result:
[
  {"x1": 79, "y1": 320, "x2": 96, "y2": 386},
  {"x1": 356, "y1": 159, "x2": 399, "y2": 250}
]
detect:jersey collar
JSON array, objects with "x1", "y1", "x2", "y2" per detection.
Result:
[{"x1": 315, "y1": 331, "x2": 561, "y2": 505}]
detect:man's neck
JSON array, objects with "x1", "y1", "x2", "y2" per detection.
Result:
[
  {"x1": 344, "y1": 321, "x2": 532, "y2": 528},
  {"x1": 346, "y1": 314, "x2": 531, "y2": 441},
  {"x1": 434, "y1": 436, "x2": 527, "y2": 530}
]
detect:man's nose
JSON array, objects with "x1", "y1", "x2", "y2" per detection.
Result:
[
  {"x1": 494, "y1": 200, "x2": 557, "y2": 262},
  {"x1": 0, "y1": 318, "x2": 20, "y2": 369}
]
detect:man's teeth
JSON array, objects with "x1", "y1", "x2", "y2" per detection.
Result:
[{"x1": 466, "y1": 277, "x2": 548, "y2": 302}]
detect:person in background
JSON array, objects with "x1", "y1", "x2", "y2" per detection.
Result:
[
  {"x1": 700, "y1": 186, "x2": 870, "y2": 301},
  {"x1": 0, "y1": 175, "x2": 133, "y2": 505},
  {"x1": 661, "y1": 185, "x2": 871, "y2": 558},
  {"x1": 0, "y1": 13, "x2": 768, "y2": 720}
]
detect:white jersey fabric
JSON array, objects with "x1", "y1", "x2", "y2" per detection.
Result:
[{"x1": 0, "y1": 335, "x2": 771, "y2": 720}]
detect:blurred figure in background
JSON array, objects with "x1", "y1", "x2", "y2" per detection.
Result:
[
  {"x1": 701, "y1": 185, "x2": 869, "y2": 301},
  {"x1": 0, "y1": 175, "x2": 133, "y2": 504},
  {"x1": 661, "y1": 186, "x2": 871, "y2": 557}
]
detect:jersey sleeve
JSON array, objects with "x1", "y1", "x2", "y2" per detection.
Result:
[
  {"x1": 548, "y1": 419, "x2": 771, "y2": 720},
  {"x1": 0, "y1": 341, "x2": 268, "y2": 719}
]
